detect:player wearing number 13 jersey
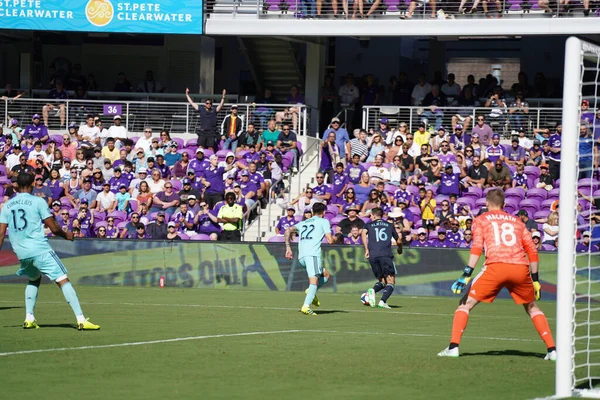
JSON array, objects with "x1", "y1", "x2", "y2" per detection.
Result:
[
  {"x1": 361, "y1": 208, "x2": 402, "y2": 309},
  {"x1": 438, "y1": 189, "x2": 555, "y2": 360},
  {"x1": 284, "y1": 203, "x2": 334, "y2": 315},
  {"x1": 0, "y1": 172, "x2": 99, "y2": 330}
]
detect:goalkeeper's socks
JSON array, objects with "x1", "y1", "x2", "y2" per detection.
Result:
[
  {"x1": 531, "y1": 312, "x2": 556, "y2": 349},
  {"x1": 381, "y1": 284, "x2": 395, "y2": 303},
  {"x1": 317, "y1": 275, "x2": 329, "y2": 289},
  {"x1": 303, "y1": 284, "x2": 318, "y2": 308},
  {"x1": 372, "y1": 282, "x2": 385, "y2": 293},
  {"x1": 61, "y1": 282, "x2": 84, "y2": 320},
  {"x1": 448, "y1": 343, "x2": 459, "y2": 350},
  {"x1": 25, "y1": 277, "x2": 41, "y2": 316},
  {"x1": 450, "y1": 309, "x2": 470, "y2": 345}
]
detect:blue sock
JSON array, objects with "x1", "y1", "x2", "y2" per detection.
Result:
[
  {"x1": 25, "y1": 278, "x2": 41, "y2": 316},
  {"x1": 303, "y1": 284, "x2": 318, "y2": 307},
  {"x1": 61, "y1": 282, "x2": 83, "y2": 318},
  {"x1": 381, "y1": 284, "x2": 395, "y2": 303},
  {"x1": 317, "y1": 275, "x2": 329, "y2": 288},
  {"x1": 372, "y1": 281, "x2": 385, "y2": 293}
]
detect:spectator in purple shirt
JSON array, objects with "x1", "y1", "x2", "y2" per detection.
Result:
[
  {"x1": 393, "y1": 179, "x2": 411, "y2": 207},
  {"x1": 344, "y1": 225, "x2": 363, "y2": 245},
  {"x1": 22, "y1": 114, "x2": 50, "y2": 144},
  {"x1": 238, "y1": 171, "x2": 258, "y2": 209},
  {"x1": 458, "y1": 229, "x2": 473, "y2": 248},
  {"x1": 109, "y1": 168, "x2": 129, "y2": 193},
  {"x1": 506, "y1": 138, "x2": 527, "y2": 166},
  {"x1": 449, "y1": 125, "x2": 471, "y2": 153},
  {"x1": 195, "y1": 204, "x2": 222, "y2": 240},
  {"x1": 42, "y1": 80, "x2": 68, "y2": 127},
  {"x1": 439, "y1": 164, "x2": 460, "y2": 196},
  {"x1": 437, "y1": 141, "x2": 457, "y2": 166},
  {"x1": 312, "y1": 174, "x2": 332, "y2": 204},
  {"x1": 576, "y1": 231, "x2": 599, "y2": 253},
  {"x1": 446, "y1": 219, "x2": 463, "y2": 245},
  {"x1": 429, "y1": 229, "x2": 455, "y2": 248},
  {"x1": 320, "y1": 130, "x2": 341, "y2": 183},
  {"x1": 345, "y1": 154, "x2": 366, "y2": 185},
  {"x1": 149, "y1": 182, "x2": 180, "y2": 218},
  {"x1": 202, "y1": 154, "x2": 233, "y2": 208},
  {"x1": 277, "y1": 124, "x2": 299, "y2": 173},
  {"x1": 512, "y1": 164, "x2": 528, "y2": 189},
  {"x1": 276, "y1": 207, "x2": 298, "y2": 234},
  {"x1": 485, "y1": 134, "x2": 506, "y2": 167},
  {"x1": 189, "y1": 148, "x2": 211, "y2": 176},
  {"x1": 171, "y1": 202, "x2": 195, "y2": 234},
  {"x1": 331, "y1": 163, "x2": 349, "y2": 205},
  {"x1": 471, "y1": 115, "x2": 494, "y2": 147},
  {"x1": 411, "y1": 228, "x2": 430, "y2": 247}
]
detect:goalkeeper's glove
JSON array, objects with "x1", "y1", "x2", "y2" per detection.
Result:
[
  {"x1": 532, "y1": 272, "x2": 541, "y2": 301},
  {"x1": 451, "y1": 266, "x2": 474, "y2": 294}
]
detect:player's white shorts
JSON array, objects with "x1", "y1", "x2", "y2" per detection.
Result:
[
  {"x1": 17, "y1": 251, "x2": 68, "y2": 282},
  {"x1": 299, "y1": 256, "x2": 323, "y2": 278}
]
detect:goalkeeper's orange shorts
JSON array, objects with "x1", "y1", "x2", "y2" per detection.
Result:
[{"x1": 469, "y1": 262, "x2": 534, "y2": 304}]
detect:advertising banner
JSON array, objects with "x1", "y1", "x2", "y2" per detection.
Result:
[
  {"x1": 0, "y1": 0, "x2": 203, "y2": 34},
  {"x1": 0, "y1": 239, "x2": 567, "y2": 300}
]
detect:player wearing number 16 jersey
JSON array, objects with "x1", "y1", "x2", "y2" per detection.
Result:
[
  {"x1": 438, "y1": 189, "x2": 555, "y2": 360},
  {"x1": 0, "y1": 173, "x2": 99, "y2": 330},
  {"x1": 284, "y1": 203, "x2": 334, "y2": 316},
  {"x1": 361, "y1": 208, "x2": 402, "y2": 309}
]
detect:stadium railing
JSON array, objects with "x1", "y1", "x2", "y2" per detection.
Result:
[
  {"x1": 362, "y1": 105, "x2": 564, "y2": 137},
  {"x1": 206, "y1": 0, "x2": 599, "y2": 19},
  {"x1": 2, "y1": 98, "x2": 310, "y2": 137}
]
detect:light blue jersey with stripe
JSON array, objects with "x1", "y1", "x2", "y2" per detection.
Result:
[
  {"x1": 296, "y1": 216, "x2": 331, "y2": 259},
  {"x1": 0, "y1": 192, "x2": 53, "y2": 260}
]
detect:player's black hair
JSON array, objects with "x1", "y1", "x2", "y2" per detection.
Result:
[
  {"x1": 16, "y1": 172, "x2": 34, "y2": 189},
  {"x1": 371, "y1": 207, "x2": 383, "y2": 218},
  {"x1": 312, "y1": 202, "x2": 325, "y2": 215}
]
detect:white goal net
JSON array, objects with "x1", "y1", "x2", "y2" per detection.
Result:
[{"x1": 556, "y1": 37, "x2": 600, "y2": 398}]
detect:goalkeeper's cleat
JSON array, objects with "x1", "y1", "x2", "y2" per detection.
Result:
[
  {"x1": 544, "y1": 350, "x2": 557, "y2": 362},
  {"x1": 305, "y1": 288, "x2": 320, "y2": 307},
  {"x1": 300, "y1": 306, "x2": 317, "y2": 316},
  {"x1": 437, "y1": 347, "x2": 459, "y2": 358},
  {"x1": 78, "y1": 318, "x2": 100, "y2": 331},
  {"x1": 367, "y1": 288, "x2": 376, "y2": 308},
  {"x1": 23, "y1": 319, "x2": 39, "y2": 329},
  {"x1": 378, "y1": 301, "x2": 391, "y2": 309}
]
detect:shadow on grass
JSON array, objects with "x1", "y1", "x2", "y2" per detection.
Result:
[
  {"x1": 0, "y1": 306, "x2": 23, "y2": 311},
  {"x1": 576, "y1": 378, "x2": 600, "y2": 390},
  {"x1": 460, "y1": 349, "x2": 545, "y2": 358},
  {"x1": 389, "y1": 305, "x2": 402, "y2": 309},
  {"x1": 39, "y1": 324, "x2": 77, "y2": 329},
  {"x1": 316, "y1": 310, "x2": 349, "y2": 315}
]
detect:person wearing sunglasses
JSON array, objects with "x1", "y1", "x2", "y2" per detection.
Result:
[
  {"x1": 186, "y1": 87, "x2": 226, "y2": 150},
  {"x1": 96, "y1": 226, "x2": 107, "y2": 239},
  {"x1": 457, "y1": 229, "x2": 473, "y2": 248},
  {"x1": 411, "y1": 227, "x2": 430, "y2": 247},
  {"x1": 134, "y1": 128, "x2": 154, "y2": 154}
]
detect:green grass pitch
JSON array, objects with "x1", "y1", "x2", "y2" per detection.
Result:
[{"x1": 0, "y1": 284, "x2": 558, "y2": 399}]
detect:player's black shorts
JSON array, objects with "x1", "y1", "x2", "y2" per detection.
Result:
[{"x1": 369, "y1": 256, "x2": 397, "y2": 280}]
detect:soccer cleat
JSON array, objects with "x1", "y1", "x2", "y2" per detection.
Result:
[
  {"x1": 23, "y1": 320, "x2": 39, "y2": 329},
  {"x1": 378, "y1": 300, "x2": 391, "y2": 309},
  {"x1": 367, "y1": 288, "x2": 376, "y2": 308},
  {"x1": 437, "y1": 347, "x2": 459, "y2": 358},
  {"x1": 544, "y1": 350, "x2": 557, "y2": 362},
  {"x1": 305, "y1": 288, "x2": 320, "y2": 307},
  {"x1": 300, "y1": 306, "x2": 317, "y2": 316},
  {"x1": 78, "y1": 318, "x2": 100, "y2": 331}
]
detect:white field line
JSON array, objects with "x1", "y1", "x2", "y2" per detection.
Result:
[
  {"x1": 0, "y1": 299, "x2": 551, "y2": 320},
  {"x1": 0, "y1": 328, "x2": 539, "y2": 357}
]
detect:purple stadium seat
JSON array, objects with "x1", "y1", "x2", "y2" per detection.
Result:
[
  {"x1": 593, "y1": 190, "x2": 600, "y2": 200},
  {"x1": 384, "y1": 0, "x2": 402, "y2": 11},
  {"x1": 60, "y1": 197, "x2": 73, "y2": 209},
  {"x1": 555, "y1": 179, "x2": 560, "y2": 188},
  {"x1": 190, "y1": 233, "x2": 211, "y2": 241},
  {"x1": 50, "y1": 134, "x2": 64, "y2": 146},
  {"x1": 579, "y1": 199, "x2": 593, "y2": 211},
  {"x1": 185, "y1": 138, "x2": 198, "y2": 148},
  {"x1": 428, "y1": 231, "x2": 438, "y2": 240},
  {"x1": 504, "y1": 198, "x2": 520, "y2": 214},
  {"x1": 507, "y1": 0, "x2": 521, "y2": 11},
  {"x1": 483, "y1": 187, "x2": 498, "y2": 197},
  {"x1": 117, "y1": 221, "x2": 128, "y2": 230},
  {"x1": 170, "y1": 179, "x2": 183, "y2": 192},
  {"x1": 268, "y1": 235, "x2": 285, "y2": 242},
  {"x1": 505, "y1": 187, "x2": 526, "y2": 201},
  {"x1": 475, "y1": 198, "x2": 487, "y2": 209},
  {"x1": 414, "y1": 220, "x2": 422, "y2": 229},
  {"x1": 578, "y1": 187, "x2": 592, "y2": 199},
  {"x1": 68, "y1": 209, "x2": 78, "y2": 219},
  {"x1": 363, "y1": 162, "x2": 373, "y2": 170},
  {"x1": 540, "y1": 199, "x2": 555, "y2": 212},
  {"x1": 296, "y1": 141, "x2": 303, "y2": 154},
  {"x1": 129, "y1": 199, "x2": 138, "y2": 212},
  {"x1": 541, "y1": 244, "x2": 557, "y2": 251},
  {"x1": 237, "y1": 150, "x2": 248, "y2": 159},
  {"x1": 360, "y1": 217, "x2": 370, "y2": 224},
  {"x1": 533, "y1": 210, "x2": 550, "y2": 220},
  {"x1": 425, "y1": 185, "x2": 438, "y2": 195},
  {"x1": 216, "y1": 149, "x2": 230, "y2": 162},
  {"x1": 524, "y1": 166, "x2": 540, "y2": 180},
  {"x1": 434, "y1": 195, "x2": 449, "y2": 204},
  {"x1": 508, "y1": 165, "x2": 517, "y2": 175},
  {"x1": 547, "y1": 188, "x2": 560, "y2": 200},
  {"x1": 131, "y1": 136, "x2": 140, "y2": 143},
  {"x1": 409, "y1": 206, "x2": 421, "y2": 219},
  {"x1": 108, "y1": 210, "x2": 126, "y2": 225},
  {"x1": 324, "y1": 210, "x2": 337, "y2": 221},
  {"x1": 327, "y1": 204, "x2": 339, "y2": 215},
  {"x1": 526, "y1": 188, "x2": 547, "y2": 201},
  {"x1": 384, "y1": 184, "x2": 397, "y2": 196},
  {"x1": 281, "y1": 156, "x2": 293, "y2": 170},
  {"x1": 457, "y1": 197, "x2": 475, "y2": 210},
  {"x1": 519, "y1": 198, "x2": 541, "y2": 215},
  {"x1": 578, "y1": 178, "x2": 599, "y2": 190},
  {"x1": 463, "y1": 186, "x2": 482, "y2": 200},
  {"x1": 407, "y1": 185, "x2": 420, "y2": 196},
  {"x1": 203, "y1": 149, "x2": 214, "y2": 158},
  {"x1": 180, "y1": 233, "x2": 190, "y2": 240},
  {"x1": 94, "y1": 213, "x2": 106, "y2": 222}
]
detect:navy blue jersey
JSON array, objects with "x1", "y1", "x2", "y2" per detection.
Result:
[{"x1": 364, "y1": 219, "x2": 399, "y2": 259}]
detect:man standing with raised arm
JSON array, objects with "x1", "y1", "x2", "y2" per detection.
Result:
[{"x1": 185, "y1": 87, "x2": 227, "y2": 151}]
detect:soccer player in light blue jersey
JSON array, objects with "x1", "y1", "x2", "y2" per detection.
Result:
[
  {"x1": 284, "y1": 202, "x2": 334, "y2": 315},
  {"x1": 0, "y1": 173, "x2": 99, "y2": 330}
]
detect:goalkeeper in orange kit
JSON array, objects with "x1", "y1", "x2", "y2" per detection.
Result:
[{"x1": 438, "y1": 189, "x2": 556, "y2": 361}]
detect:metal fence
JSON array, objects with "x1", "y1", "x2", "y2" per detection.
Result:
[
  {"x1": 362, "y1": 105, "x2": 563, "y2": 136},
  {"x1": 206, "y1": 0, "x2": 600, "y2": 19},
  {"x1": 2, "y1": 98, "x2": 309, "y2": 137}
]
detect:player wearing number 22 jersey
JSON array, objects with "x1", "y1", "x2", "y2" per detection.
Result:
[
  {"x1": 438, "y1": 189, "x2": 556, "y2": 360},
  {"x1": 0, "y1": 172, "x2": 99, "y2": 330},
  {"x1": 284, "y1": 203, "x2": 334, "y2": 316}
]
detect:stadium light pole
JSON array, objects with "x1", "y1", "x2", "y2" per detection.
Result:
[{"x1": 555, "y1": 36, "x2": 581, "y2": 399}]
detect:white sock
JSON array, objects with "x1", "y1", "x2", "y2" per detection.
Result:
[
  {"x1": 76, "y1": 314, "x2": 86, "y2": 323},
  {"x1": 26, "y1": 313, "x2": 35, "y2": 321}
]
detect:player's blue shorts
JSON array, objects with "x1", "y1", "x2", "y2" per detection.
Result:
[
  {"x1": 299, "y1": 256, "x2": 323, "y2": 278},
  {"x1": 17, "y1": 251, "x2": 68, "y2": 282},
  {"x1": 369, "y1": 256, "x2": 397, "y2": 280}
]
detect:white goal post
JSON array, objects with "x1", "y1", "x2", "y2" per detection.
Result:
[{"x1": 556, "y1": 37, "x2": 600, "y2": 399}]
